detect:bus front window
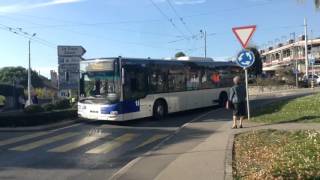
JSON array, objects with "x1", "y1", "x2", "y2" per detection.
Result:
[{"x1": 80, "y1": 61, "x2": 120, "y2": 104}]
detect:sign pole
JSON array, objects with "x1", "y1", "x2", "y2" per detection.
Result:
[
  {"x1": 232, "y1": 25, "x2": 256, "y2": 121},
  {"x1": 244, "y1": 68, "x2": 250, "y2": 120}
]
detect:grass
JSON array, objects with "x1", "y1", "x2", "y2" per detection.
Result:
[
  {"x1": 233, "y1": 129, "x2": 320, "y2": 179},
  {"x1": 252, "y1": 93, "x2": 320, "y2": 123},
  {"x1": 0, "y1": 95, "x2": 5, "y2": 105}
]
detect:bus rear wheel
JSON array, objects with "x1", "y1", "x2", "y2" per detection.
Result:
[{"x1": 153, "y1": 100, "x2": 167, "y2": 120}]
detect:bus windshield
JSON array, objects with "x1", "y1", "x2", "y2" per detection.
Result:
[{"x1": 80, "y1": 60, "x2": 120, "y2": 104}]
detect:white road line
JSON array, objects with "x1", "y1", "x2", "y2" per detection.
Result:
[{"x1": 48, "y1": 133, "x2": 109, "y2": 153}]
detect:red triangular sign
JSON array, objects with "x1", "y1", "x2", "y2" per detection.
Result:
[{"x1": 232, "y1": 25, "x2": 256, "y2": 49}]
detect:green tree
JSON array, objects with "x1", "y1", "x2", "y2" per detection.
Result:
[
  {"x1": 0, "y1": 66, "x2": 44, "y2": 88},
  {"x1": 247, "y1": 47, "x2": 263, "y2": 77},
  {"x1": 175, "y1": 51, "x2": 186, "y2": 58}
]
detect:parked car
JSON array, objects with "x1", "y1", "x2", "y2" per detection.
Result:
[{"x1": 303, "y1": 74, "x2": 319, "y2": 85}]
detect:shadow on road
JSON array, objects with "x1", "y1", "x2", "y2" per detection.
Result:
[{"x1": 82, "y1": 105, "x2": 221, "y2": 128}]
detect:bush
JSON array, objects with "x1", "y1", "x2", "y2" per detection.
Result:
[
  {"x1": 54, "y1": 99, "x2": 70, "y2": 109},
  {"x1": 24, "y1": 104, "x2": 45, "y2": 114},
  {"x1": 0, "y1": 95, "x2": 5, "y2": 106},
  {"x1": 34, "y1": 88, "x2": 56, "y2": 99},
  {"x1": 42, "y1": 103, "x2": 55, "y2": 111},
  {"x1": 0, "y1": 109, "x2": 77, "y2": 127}
]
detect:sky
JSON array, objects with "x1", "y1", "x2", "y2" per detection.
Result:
[{"x1": 0, "y1": 0, "x2": 320, "y2": 78}]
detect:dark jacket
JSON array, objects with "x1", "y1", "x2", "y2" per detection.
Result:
[{"x1": 229, "y1": 84, "x2": 246, "y2": 104}]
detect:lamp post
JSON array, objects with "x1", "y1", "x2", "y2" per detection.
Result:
[{"x1": 26, "y1": 33, "x2": 37, "y2": 106}]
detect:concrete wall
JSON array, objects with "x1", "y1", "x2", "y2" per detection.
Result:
[{"x1": 249, "y1": 85, "x2": 296, "y2": 95}]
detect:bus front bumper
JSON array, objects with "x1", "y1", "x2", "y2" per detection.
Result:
[
  {"x1": 78, "y1": 112, "x2": 122, "y2": 121},
  {"x1": 77, "y1": 103, "x2": 123, "y2": 121}
]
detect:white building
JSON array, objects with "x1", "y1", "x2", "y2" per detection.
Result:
[{"x1": 260, "y1": 36, "x2": 320, "y2": 76}]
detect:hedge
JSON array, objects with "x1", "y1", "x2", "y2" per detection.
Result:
[
  {"x1": 0, "y1": 109, "x2": 77, "y2": 127},
  {"x1": 0, "y1": 83, "x2": 24, "y2": 96}
]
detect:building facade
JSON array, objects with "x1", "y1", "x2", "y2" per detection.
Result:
[
  {"x1": 260, "y1": 36, "x2": 320, "y2": 76},
  {"x1": 50, "y1": 70, "x2": 58, "y2": 88}
]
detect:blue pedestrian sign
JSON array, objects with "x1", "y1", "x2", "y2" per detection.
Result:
[{"x1": 236, "y1": 50, "x2": 255, "y2": 68}]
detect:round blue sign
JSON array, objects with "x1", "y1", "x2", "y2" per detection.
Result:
[{"x1": 236, "y1": 50, "x2": 255, "y2": 68}]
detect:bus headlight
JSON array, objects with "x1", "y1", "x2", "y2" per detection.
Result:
[{"x1": 110, "y1": 111, "x2": 118, "y2": 115}]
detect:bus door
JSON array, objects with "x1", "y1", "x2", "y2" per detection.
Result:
[{"x1": 121, "y1": 63, "x2": 149, "y2": 116}]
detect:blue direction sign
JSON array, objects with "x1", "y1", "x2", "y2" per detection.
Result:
[{"x1": 236, "y1": 50, "x2": 255, "y2": 68}]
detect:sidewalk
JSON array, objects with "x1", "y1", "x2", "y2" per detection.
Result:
[
  {"x1": 112, "y1": 108, "x2": 234, "y2": 180},
  {"x1": 112, "y1": 93, "x2": 320, "y2": 180}
]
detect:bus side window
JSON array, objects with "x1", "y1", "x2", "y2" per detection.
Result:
[
  {"x1": 168, "y1": 65, "x2": 186, "y2": 92},
  {"x1": 124, "y1": 65, "x2": 147, "y2": 100},
  {"x1": 149, "y1": 64, "x2": 168, "y2": 93}
]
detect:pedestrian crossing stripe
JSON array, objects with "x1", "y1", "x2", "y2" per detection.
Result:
[
  {"x1": 10, "y1": 132, "x2": 79, "y2": 151},
  {"x1": 48, "y1": 134, "x2": 110, "y2": 153},
  {"x1": 5, "y1": 133, "x2": 168, "y2": 154},
  {"x1": 0, "y1": 132, "x2": 50, "y2": 147},
  {"x1": 135, "y1": 134, "x2": 167, "y2": 149},
  {"x1": 86, "y1": 133, "x2": 137, "y2": 154}
]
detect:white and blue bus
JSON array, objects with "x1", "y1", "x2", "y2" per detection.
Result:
[{"x1": 78, "y1": 57, "x2": 242, "y2": 121}]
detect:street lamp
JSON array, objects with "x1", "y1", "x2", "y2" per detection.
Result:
[{"x1": 26, "y1": 33, "x2": 37, "y2": 106}]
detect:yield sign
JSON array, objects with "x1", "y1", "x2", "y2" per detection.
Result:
[{"x1": 232, "y1": 25, "x2": 256, "y2": 49}]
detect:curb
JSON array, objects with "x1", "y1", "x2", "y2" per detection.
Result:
[
  {"x1": 224, "y1": 133, "x2": 235, "y2": 180},
  {"x1": 250, "y1": 87, "x2": 320, "y2": 98},
  {"x1": 0, "y1": 119, "x2": 82, "y2": 132}
]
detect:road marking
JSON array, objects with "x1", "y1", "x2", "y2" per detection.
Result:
[
  {"x1": 0, "y1": 132, "x2": 50, "y2": 147},
  {"x1": 10, "y1": 132, "x2": 79, "y2": 151},
  {"x1": 86, "y1": 133, "x2": 137, "y2": 154},
  {"x1": 48, "y1": 134, "x2": 109, "y2": 153},
  {"x1": 135, "y1": 134, "x2": 167, "y2": 149}
]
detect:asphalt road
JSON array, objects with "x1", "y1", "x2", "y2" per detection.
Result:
[
  {"x1": 0, "y1": 90, "x2": 316, "y2": 180},
  {"x1": 0, "y1": 105, "x2": 222, "y2": 180}
]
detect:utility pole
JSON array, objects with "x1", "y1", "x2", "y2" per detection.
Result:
[
  {"x1": 304, "y1": 18, "x2": 309, "y2": 77},
  {"x1": 200, "y1": 30, "x2": 207, "y2": 58},
  {"x1": 27, "y1": 33, "x2": 37, "y2": 106},
  {"x1": 204, "y1": 30, "x2": 207, "y2": 58},
  {"x1": 0, "y1": 26, "x2": 37, "y2": 106},
  {"x1": 27, "y1": 39, "x2": 31, "y2": 106},
  {"x1": 291, "y1": 32, "x2": 298, "y2": 88},
  {"x1": 311, "y1": 29, "x2": 315, "y2": 88}
]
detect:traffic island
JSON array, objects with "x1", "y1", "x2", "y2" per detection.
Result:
[
  {"x1": 233, "y1": 129, "x2": 320, "y2": 179},
  {"x1": 251, "y1": 93, "x2": 320, "y2": 124},
  {"x1": 227, "y1": 92, "x2": 320, "y2": 179}
]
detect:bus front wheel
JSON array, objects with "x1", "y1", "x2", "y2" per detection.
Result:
[{"x1": 153, "y1": 100, "x2": 167, "y2": 120}]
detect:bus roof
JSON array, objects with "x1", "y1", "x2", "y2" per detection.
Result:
[{"x1": 83, "y1": 57, "x2": 236, "y2": 66}]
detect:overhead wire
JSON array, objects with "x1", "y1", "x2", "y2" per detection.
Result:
[
  {"x1": 148, "y1": 0, "x2": 187, "y2": 39},
  {"x1": 0, "y1": 23, "x2": 56, "y2": 48},
  {"x1": 0, "y1": 16, "x2": 179, "y2": 50},
  {"x1": 166, "y1": 0, "x2": 194, "y2": 36}
]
